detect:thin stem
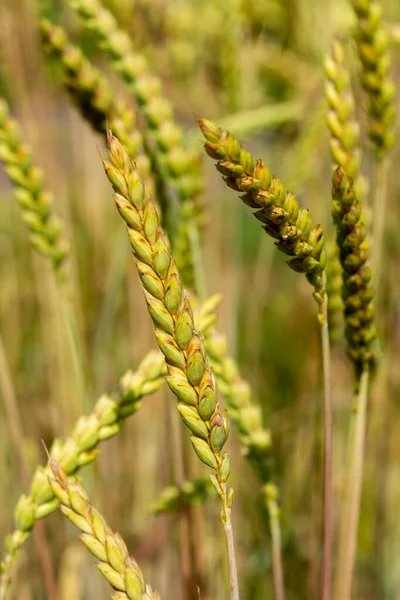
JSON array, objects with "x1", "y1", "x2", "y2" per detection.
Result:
[
  {"x1": 372, "y1": 156, "x2": 389, "y2": 289},
  {"x1": 265, "y1": 485, "x2": 285, "y2": 600},
  {"x1": 187, "y1": 221, "x2": 207, "y2": 302},
  {"x1": 319, "y1": 299, "x2": 333, "y2": 600},
  {"x1": 223, "y1": 508, "x2": 240, "y2": 600},
  {"x1": 336, "y1": 367, "x2": 370, "y2": 600}
]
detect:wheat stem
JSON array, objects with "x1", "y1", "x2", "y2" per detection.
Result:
[
  {"x1": 223, "y1": 509, "x2": 240, "y2": 600},
  {"x1": 319, "y1": 300, "x2": 333, "y2": 600},
  {"x1": 336, "y1": 367, "x2": 370, "y2": 600},
  {"x1": 264, "y1": 484, "x2": 285, "y2": 600}
]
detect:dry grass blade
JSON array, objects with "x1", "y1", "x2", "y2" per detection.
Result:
[{"x1": 47, "y1": 458, "x2": 160, "y2": 599}]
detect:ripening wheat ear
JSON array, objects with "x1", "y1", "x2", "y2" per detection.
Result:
[
  {"x1": 198, "y1": 119, "x2": 326, "y2": 306},
  {"x1": 351, "y1": 0, "x2": 395, "y2": 154},
  {"x1": 40, "y1": 19, "x2": 154, "y2": 196},
  {"x1": 47, "y1": 458, "x2": 161, "y2": 599},
  {"x1": 101, "y1": 131, "x2": 239, "y2": 600},
  {"x1": 332, "y1": 168, "x2": 377, "y2": 370},
  {"x1": 0, "y1": 98, "x2": 69, "y2": 277},
  {"x1": 332, "y1": 166, "x2": 378, "y2": 600},
  {"x1": 68, "y1": 0, "x2": 204, "y2": 290},
  {"x1": 0, "y1": 351, "x2": 165, "y2": 598},
  {"x1": 198, "y1": 118, "x2": 332, "y2": 600}
]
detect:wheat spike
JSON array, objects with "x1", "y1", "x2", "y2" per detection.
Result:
[
  {"x1": 0, "y1": 351, "x2": 164, "y2": 598},
  {"x1": 68, "y1": 0, "x2": 203, "y2": 288},
  {"x1": 351, "y1": 0, "x2": 395, "y2": 154},
  {"x1": 101, "y1": 130, "x2": 234, "y2": 517},
  {"x1": 0, "y1": 98, "x2": 69, "y2": 276},
  {"x1": 48, "y1": 459, "x2": 160, "y2": 599},
  {"x1": 198, "y1": 118, "x2": 326, "y2": 306},
  {"x1": 331, "y1": 167, "x2": 377, "y2": 369},
  {"x1": 40, "y1": 19, "x2": 154, "y2": 196}
]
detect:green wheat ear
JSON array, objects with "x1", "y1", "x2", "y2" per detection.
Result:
[
  {"x1": 198, "y1": 118, "x2": 326, "y2": 308},
  {"x1": 40, "y1": 19, "x2": 155, "y2": 197},
  {"x1": 101, "y1": 130, "x2": 233, "y2": 518},
  {"x1": 68, "y1": 0, "x2": 204, "y2": 290},
  {"x1": 47, "y1": 458, "x2": 161, "y2": 599},
  {"x1": 331, "y1": 167, "x2": 377, "y2": 371},
  {"x1": 351, "y1": 0, "x2": 395, "y2": 155}
]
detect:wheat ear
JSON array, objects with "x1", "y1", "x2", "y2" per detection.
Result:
[
  {"x1": 332, "y1": 167, "x2": 377, "y2": 600},
  {"x1": 351, "y1": 0, "x2": 395, "y2": 289},
  {"x1": 199, "y1": 118, "x2": 332, "y2": 600},
  {"x1": 351, "y1": 0, "x2": 395, "y2": 153},
  {"x1": 68, "y1": 0, "x2": 203, "y2": 289},
  {"x1": 324, "y1": 39, "x2": 369, "y2": 345},
  {"x1": 198, "y1": 119, "x2": 326, "y2": 303},
  {"x1": 40, "y1": 19, "x2": 154, "y2": 196},
  {"x1": 332, "y1": 168, "x2": 376, "y2": 369},
  {"x1": 0, "y1": 98, "x2": 69, "y2": 276},
  {"x1": 0, "y1": 351, "x2": 164, "y2": 599},
  {"x1": 47, "y1": 458, "x2": 160, "y2": 599},
  {"x1": 325, "y1": 243, "x2": 344, "y2": 344},
  {"x1": 101, "y1": 131, "x2": 239, "y2": 600}
]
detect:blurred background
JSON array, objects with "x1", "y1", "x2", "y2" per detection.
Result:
[{"x1": 1, "y1": 0, "x2": 400, "y2": 598}]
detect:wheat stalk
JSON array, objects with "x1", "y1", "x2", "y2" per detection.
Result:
[
  {"x1": 47, "y1": 458, "x2": 160, "y2": 599},
  {"x1": 101, "y1": 131, "x2": 239, "y2": 600},
  {"x1": 0, "y1": 351, "x2": 164, "y2": 600}
]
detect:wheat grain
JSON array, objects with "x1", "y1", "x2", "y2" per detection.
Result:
[
  {"x1": 151, "y1": 477, "x2": 216, "y2": 515},
  {"x1": 324, "y1": 39, "x2": 368, "y2": 198}
]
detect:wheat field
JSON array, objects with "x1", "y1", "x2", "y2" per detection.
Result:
[{"x1": 1, "y1": 1, "x2": 400, "y2": 599}]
